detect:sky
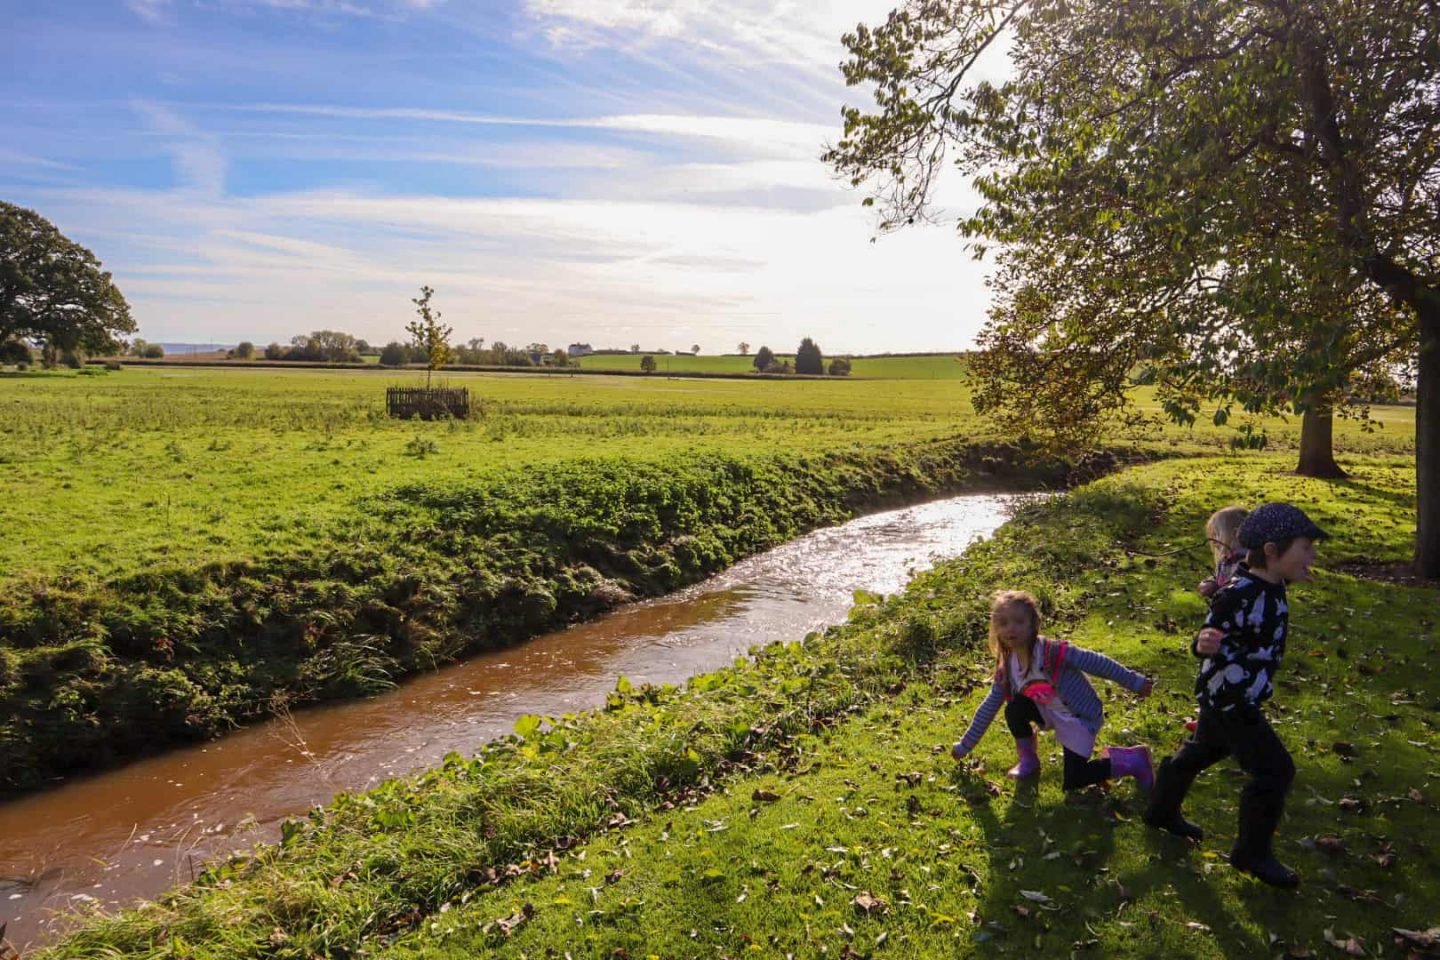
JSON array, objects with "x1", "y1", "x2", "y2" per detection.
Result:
[{"x1": 1, "y1": 0, "x2": 994, "y2": 354}]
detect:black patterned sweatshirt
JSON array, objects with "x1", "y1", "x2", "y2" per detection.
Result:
[{"x1": 1193, "y1": 572, "x2": 1289, "y2": 712}]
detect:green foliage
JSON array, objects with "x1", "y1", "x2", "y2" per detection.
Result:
[
  {"x1": 639, "y1": 354, "x2": 656, "y2": 373},
  {"x1": 0, "y1": 338, "x2": 32, "y2": 364},
  {"x1": 37, "y1": 456, "x2": 1435, "y2": 960},
  {"x1": 282, "y1": 329, "x2": 361, "y2": 363},
  {"x1": 828, "y1": 356, "x2": 852, "y2": 376},
  {"x1": 232, "y1": 341, "x2": 255, "y2": 360},
  {"x1": 406, "y1": 285, "x2": 454, "y2": 387},
  {"x1": 753, "y1": 345, "x2": 775, "y2": 372},
  {"x1": 795, "y1": 337, "x2": 823, "y2": 375},
  {"x1": 0, "y1": 200, "x2": 135, "y2": 355},
  {"x1": 379, "y1": 340, "x2": 408, "y2": 366},
  {"x1": 826, "y1": 0, "x2": 1440, "y2": 570}
]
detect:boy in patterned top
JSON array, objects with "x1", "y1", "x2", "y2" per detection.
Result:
[{"x1": 1144, "y1": 503, "x2": 1328, "y2": 888}]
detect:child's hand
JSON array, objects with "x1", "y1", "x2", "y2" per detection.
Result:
[
  {"x1": 1197, "y1": 578, "x2": 1218, "y2": 598},
  {"x1": 951, "y1": 742, "x2": 970, "y2": 761},
  {"x1": 1137, "y1": 677, "x2": 1154, "y2": 698},
  {"x1": 1195, "y1": 627, "x2": 1225, "y2": 656}
]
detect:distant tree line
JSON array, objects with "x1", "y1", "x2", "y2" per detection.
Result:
[
  {"x1": 751, "y1": 339, "x2": 850, "y2": 376},
  {"x1": 635, "y1": 338, "x2": 852, "y2": 376},
  {"x1": 379, "y1": 339, "x2": 570, "y2": 368}
]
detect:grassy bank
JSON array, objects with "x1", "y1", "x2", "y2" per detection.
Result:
[
  {"x1": 36, "y1": 454, "x2": 1436, "y2": 959},
  {"x1": 0, "y1": 429, "x2": 1065, "y2": 793}
]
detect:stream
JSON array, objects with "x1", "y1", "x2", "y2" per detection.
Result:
[{"x1": 1, "y1": 492, "x2": 1016, "y2": 949}]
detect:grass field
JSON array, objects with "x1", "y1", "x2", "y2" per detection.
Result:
[
  {"x1": 0, "y1": 367, "x2": 986, "y2": 585},
  {"x1": 574, "y1": 353, "x2": 973, "y2": 379},
  {"x1": 38, "y1": 455, "x2": 1436, "y2": 960},
  {"x1": 0, "y1": 366, "x2": 1419, "y2": 793},
  {"x1": 0, "y1": 367, "x2": 1415, "y2": 587}
]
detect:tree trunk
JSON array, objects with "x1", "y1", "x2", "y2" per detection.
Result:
[
  {"x1": 1417, "y1": 300, "x2": 1440, "y2": 578},
  {"x1": 1296, "y1": 403, "x2": 1347, "y2": 479}
]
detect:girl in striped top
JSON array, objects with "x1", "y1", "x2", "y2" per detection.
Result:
[{"x1": 952, "y1": 590, "x2": 1155, "y2": 792}]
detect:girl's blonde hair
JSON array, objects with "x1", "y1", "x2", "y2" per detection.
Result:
[
  {"x1": 988, "y1": 590, "x2": 1041, "y2": 674},
  {"x1": 1205, "y1": 506, "x2": 1249, "y2": 563}
]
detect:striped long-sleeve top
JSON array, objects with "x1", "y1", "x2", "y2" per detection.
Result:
[{"x1": 954, "y1": 637, "x2": 1148, "y2": 756}]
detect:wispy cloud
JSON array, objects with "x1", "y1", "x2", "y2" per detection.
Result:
[
  {"x1": 5, "y1": 0, "x2": 993, "y2": 351},
  {"x1": 0, "y1": 148, "x2": 77, "y2": 172},
  {"x1": 127, "y1": 0, "x2": 173, "y2": 22},
  {"x1": 217, "y1": 103, "x2": 836, "y2": 153},
  {"x1": 130, "y1": 100, "x2": 227, "y2": 195},
  {"x1": 521, "y1": 0, "x2": 880, "y2": 71}
]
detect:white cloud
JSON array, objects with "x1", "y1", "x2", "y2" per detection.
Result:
[
  {"x1": 522, "y1": 0, "x2": 886, "y2": 70},
  {"x1": 0, "y1": 148, "x2": 76, "y2": 171},
  {"x1": 132, "y1": 100, "x2": 227, "y2": 195},
  {"x1": 32, "y1": 175, "x2": 986, "y2": 352},
  {"x1": 126, "y1": 0, "x2": 172, "y2": 23},
  {"x1": 218, "y1": 103, "x2": 836, "y2": 155}
]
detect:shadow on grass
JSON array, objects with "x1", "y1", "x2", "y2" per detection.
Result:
[{"x1": 957, "y1": 759, "x2": 1277, "y2": 959}]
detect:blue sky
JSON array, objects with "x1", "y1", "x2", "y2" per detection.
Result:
[{"x1": 1, "y1": 0, "x2": 991, "y2": 353}]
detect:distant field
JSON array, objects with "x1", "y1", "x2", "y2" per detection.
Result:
[
  {"x1": 0, "y1": 367, "x2": 986, "y2": 585},
  {"x1": 575, "y1": 353, "x2": 972, "y2": 379},
  {"x1": 0, "y1": 366, "x2": 1413, "y2": 587}
]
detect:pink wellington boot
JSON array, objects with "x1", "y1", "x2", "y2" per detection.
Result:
[
  {"x1": 1007, "y1": 737, "x2": 1041, "y2": 779},
  {"x1": 1107, "y1": 745, "x2": 1154, "y2": 790}
]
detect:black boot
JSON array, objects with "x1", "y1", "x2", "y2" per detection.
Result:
[
  {"x1": 1143, "y1": 757, "x2": 1205, "y2": 841},
  {"x1": 1230, "y1": 791, "x2": 1299, "y2": 888},
  {"x1": 1228, "y1": 851, "x2": 1300, "y2": 888}
]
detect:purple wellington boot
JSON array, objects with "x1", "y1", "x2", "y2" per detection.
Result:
[
  {"x1": 1007, "y1": 737, "x2": 1041, "y2": 779},
  {"x1": 1107, "y1": 745, "x2": 1154, "y2": 790}
]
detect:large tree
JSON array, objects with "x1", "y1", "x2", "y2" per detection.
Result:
[
  {"x1": 1, "y1": 200, "x2": 135, "y2": 357},
  {"x1": 796, "y1": 337, "x2": 825, "y2": 375},
  {"x1": 827, "y1": 0, "x2": 1440, "y2": 576}
]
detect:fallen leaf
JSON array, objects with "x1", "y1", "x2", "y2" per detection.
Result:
[
  {"x1": 1314, "y1": 835, "x2": 1347, "y2": 856},
  {"x1": 1323, "y1": 928, "x2": 1366, "y2": 956},
  {"x1": 852, "y1": 891, "x2": 888, "y2": 915},
  {"x1": 1392, "y1": 927, "x2": 1440, "y2": 951},
  {"x1": 751, "y1": 789, "x2": 781, "y2": 803},
  {"x1": 1020, "y1": 890, "x2": 1052, "y2": 904}
]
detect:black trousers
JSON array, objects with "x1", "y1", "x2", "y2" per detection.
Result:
[
  {"x1": 1004, "y1": 696, "x2": 1112, "y2": 790},
  {"x1": 1152, "y1": 704, "x2": 1295, "y2": 857}
]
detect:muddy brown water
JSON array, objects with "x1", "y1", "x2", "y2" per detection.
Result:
[{"x1": 1, "y1": 493, "x2": 1016, "y2": 950}]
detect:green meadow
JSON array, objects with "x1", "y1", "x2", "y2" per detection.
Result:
[
  {"x1": 0, "y1": 366, "x2": 1413, "y2": 586},
  {"x1": 38, "y1": 455, "x2": 1436, "y2": 960},
  {"x1": 0, "y1": 365, "x2": 1419, "y2": 794},
  {"x1": 0, "y1": 366, "x2": 990, "y2": 585}
]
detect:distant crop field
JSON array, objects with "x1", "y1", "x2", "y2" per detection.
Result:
[
  {"x1": 574, "y1": 353, "x2": 972, "y2": 379},
  {"x1": 0, "y1": 367, "x2": 987, "y2": 585},
  {"x1": 0, "y1": 366, "x2": 1412, "y2": 589}
]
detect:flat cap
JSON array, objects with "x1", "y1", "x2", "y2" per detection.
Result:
[{"x1": 1237, "y1": 502, "x2": 1329, "y2": 549}]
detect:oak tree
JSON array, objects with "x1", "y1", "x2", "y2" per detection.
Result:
[{"x1": 827, "y1": 0, "x2": 1440, "y2": 575}]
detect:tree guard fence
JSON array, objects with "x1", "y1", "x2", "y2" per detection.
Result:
[{"x1": 386, "y1": 386, "x2": 470, "y2": 420}]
